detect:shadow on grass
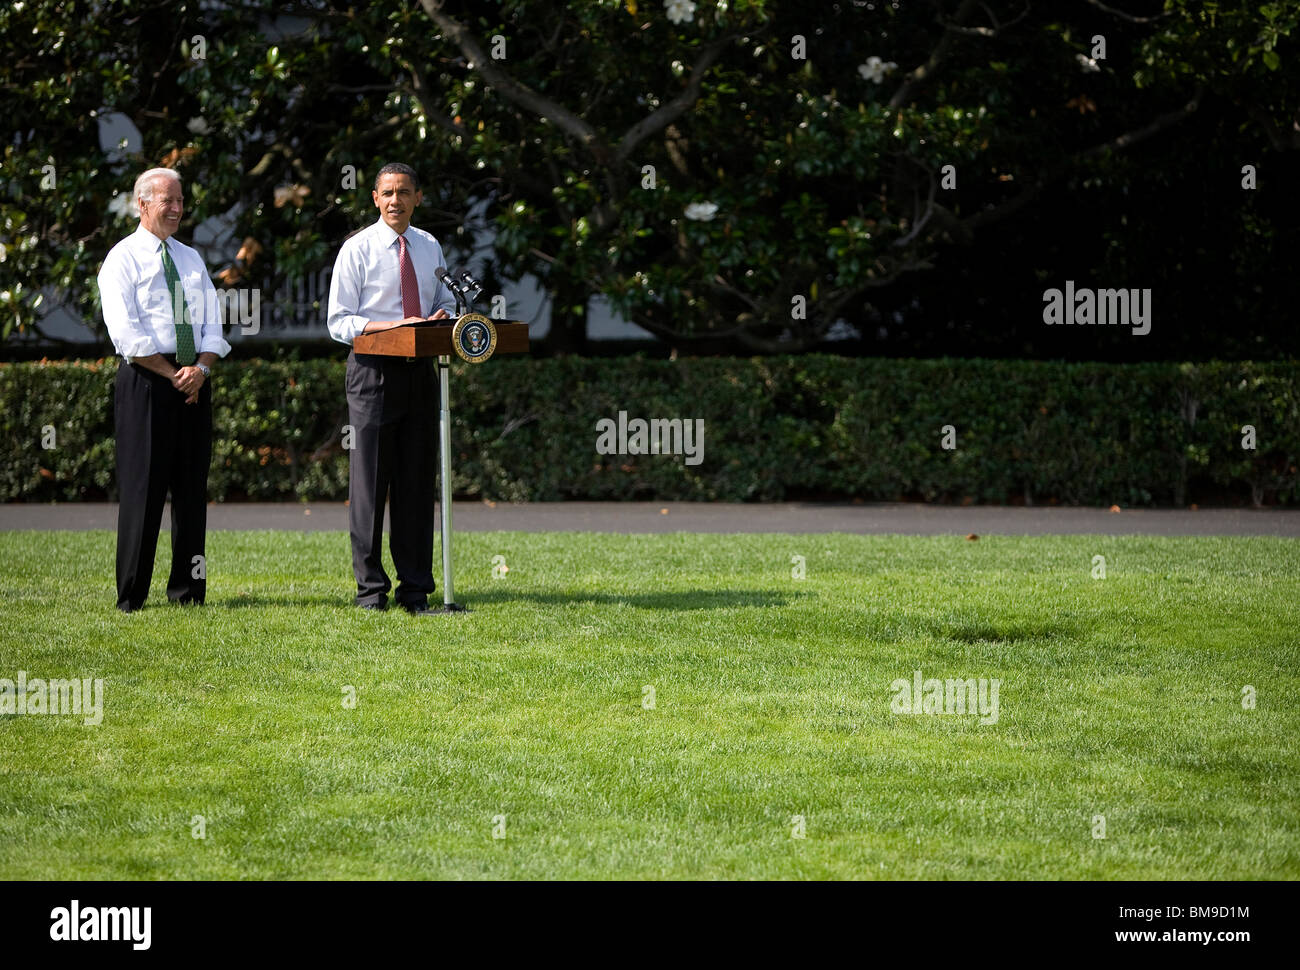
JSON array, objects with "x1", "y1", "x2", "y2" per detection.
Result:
[
  {"x1": 216, "y1": 593, "x2": 350, "y2": 609},
  {"x1": 209, "y1": 588, "x2": 810, "y2": 612},
  {"x1": 443, "y1": 588, "x2": 812, "y2": 612},
  {"x1": 921, "y1": 617, "x2": 1081, "y2": 645}
]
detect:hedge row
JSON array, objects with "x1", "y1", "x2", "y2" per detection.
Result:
[{"x1": 2, "y1": 356, "x2": 1297, "y2": 506}]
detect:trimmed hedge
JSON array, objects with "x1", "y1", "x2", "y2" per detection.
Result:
[{"x1": 2, "y1": 356, "x2": 1297, "y2": 506}]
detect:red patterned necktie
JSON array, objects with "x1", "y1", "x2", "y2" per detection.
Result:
[{"x1": 398, "y1": 235, "x2": 421, "y2": 318}]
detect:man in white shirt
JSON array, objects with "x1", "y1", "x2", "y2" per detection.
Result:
[
  {"x1": 327, "y1": 163, "x2": 458, "y2": 614},
  {"x1": 98, "y1": 167, "x2": 231, "y2": 612}
]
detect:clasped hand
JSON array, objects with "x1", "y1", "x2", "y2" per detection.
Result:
[{"x1": 172, "y1": 365, "x2": 205, "y2": 404}]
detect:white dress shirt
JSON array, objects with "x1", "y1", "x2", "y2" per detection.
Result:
[
  {"x1": 327, "y1": 219, "x2": 459, "y2": 345},
  {"x1": 97, "y1": 224, "x2": 232, "y2": 360}
]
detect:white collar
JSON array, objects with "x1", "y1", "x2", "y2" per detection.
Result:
[
  {"x1": 133, "y1": 223, "x2": 175, "y2": 254},
  {"x1": 375, "y1": 218, "x2": 419, "y2": 248}
]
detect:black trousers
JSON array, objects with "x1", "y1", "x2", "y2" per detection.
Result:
[
  {"x1": 345, "y1": 351, "x2": 439, "y2": 608},
  {"x1": 114, "y1": 360, "x2": 212, "y2": 611}
]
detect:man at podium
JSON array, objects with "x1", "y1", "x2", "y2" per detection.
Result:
[{"x1": 326, "y1": 162, "x2": 458, "y2": 614}]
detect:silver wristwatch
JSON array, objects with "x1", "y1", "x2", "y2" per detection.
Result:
[{"x1": 196, "y1": 362, "x2": 211, "y2": 378}]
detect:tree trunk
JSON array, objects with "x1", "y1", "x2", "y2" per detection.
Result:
[{"x1": 544, "y1": 275, "x2": 588, "y2": 356}]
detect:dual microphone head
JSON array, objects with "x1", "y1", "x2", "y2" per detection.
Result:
[{"x1": 435, "y1": 266, "x2": 484, "y2": 312}]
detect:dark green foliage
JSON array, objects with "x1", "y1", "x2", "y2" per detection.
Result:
[
  {"x1": 3, "y1": 357, "x2": 1295, "y2": 505},
  {"x1": 4, "y1": 1, "x2": 1297, "y2": 358}
]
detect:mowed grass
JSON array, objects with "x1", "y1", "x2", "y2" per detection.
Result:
[{"x1": 0, "y1": 528, "x2": 1297, "y2": 880}]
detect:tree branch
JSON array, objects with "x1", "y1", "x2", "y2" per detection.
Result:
[
  {"x1": 889, "y1": 0, "x2": 979, "y2": 109},
  {"x1": 892, "y1": 156, "x2": 938, "y2": 249},
  {"x1": 400, "y1": 56, "x2": 468, "y2": 140},
  {"x1": 614, "y1": 32, "x2": 739, "y2": 164},
  {"x1": 940, "y1": 2, "x2": 1031, "y2": 37},
  {"x1": 1083, "y1": 0, "x2": 1170, "y2": 24},
  {"x1": 963, "y1": 86, "x2": 1206, "y2": 233},
  {"x1": 419, "y1": 0, "x2": 609, "y2": 160},
  {"x1": 1077, "y1": 85, "x2": 1207, "y2": 162},
  {"x1": 1246, "y1": 103, "x2": 1300, "y2": 152},
  {"x1": 707, "y1": 274, "x2": 765, "y2": 315}
]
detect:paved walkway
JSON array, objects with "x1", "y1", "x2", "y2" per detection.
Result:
[{"x1": 1, "y1": 502, "x2": 1297, "y2": 536}]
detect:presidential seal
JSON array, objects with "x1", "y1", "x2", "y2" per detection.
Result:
[{"x1": 451, "y1": 313, "x2": 498, "y2": 363}]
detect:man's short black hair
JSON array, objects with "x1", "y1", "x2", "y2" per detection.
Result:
[{"x1": 374, "y1": 162, "x2": 420, "y2": 193}]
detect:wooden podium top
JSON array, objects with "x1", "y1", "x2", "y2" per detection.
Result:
[{"x1": 353, "y1": 318, "x2": 529, "y2": 359}]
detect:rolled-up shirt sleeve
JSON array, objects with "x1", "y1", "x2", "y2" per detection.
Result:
[
  {"x1": 327, "y1": 244, "x2": 369, "y2": 345},
  {"x1": 97, "y1": 248, "x2": 159, "y2": 359},
  {"x1": 195, "y1": 269, "x2": 232, "y2": 358}
]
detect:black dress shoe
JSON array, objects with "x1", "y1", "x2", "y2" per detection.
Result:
[{"x1": 358, "y1": 601, "x2": 388, "y2": 611}]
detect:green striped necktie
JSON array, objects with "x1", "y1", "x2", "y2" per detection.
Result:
[{"x1": 161, "y1": 241, "x2": 197, "y2": 365}]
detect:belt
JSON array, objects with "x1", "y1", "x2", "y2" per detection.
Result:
[{"x1": 124, "y1": 353, "x2": 185, "y2": 366}]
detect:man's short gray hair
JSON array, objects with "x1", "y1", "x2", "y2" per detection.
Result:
[{"x1": 134, "y1": 168, "x2": 182, "y2": 204}]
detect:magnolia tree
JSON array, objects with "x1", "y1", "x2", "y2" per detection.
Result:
[{"x1": 2, "y1": 0, "x2": 1295, "y2": 353}]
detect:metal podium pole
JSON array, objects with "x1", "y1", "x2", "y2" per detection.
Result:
[
  {"x1": 438, "y1": 354, "x2": 455, "y2": 608},
  {"x1": 437, "y1": 353, "x2": 465, "y2": 612}
]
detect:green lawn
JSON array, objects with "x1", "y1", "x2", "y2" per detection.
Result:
[{"x1": 0, "y1": 529, "x2": 1297, "y2": 879}]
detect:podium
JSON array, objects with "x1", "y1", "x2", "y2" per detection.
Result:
[{"x1": 353, "y1": 315, "x2": 529, "y2": 612}]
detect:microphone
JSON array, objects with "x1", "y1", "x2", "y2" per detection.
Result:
[
  {"x1": 457, "y1": 270, "x2": 484, "y2": 302},
  {"x1": 435, "y1": 266, "x2": 468, "y2": 318},
  {"x1": 435, "y1": 265, "x2": 466, "y2": 301}
]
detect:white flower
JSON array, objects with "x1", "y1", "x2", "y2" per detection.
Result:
[
  {"x1": 1075, "y1": 52, "x2": 1101, "y2": 73},
  {"x1": 858, "y1": 55, "x2": 898, "y2": 85},
  {"x1": 186, "y1": 116, "x2": 210, "y2": 135},
  {"x1": 665, "y1": 0, "x2": 696, "y2": 25},
  {"x1": 108, "y1": 191, "x2": 138, "y2": 220},
  {"x1": 684, "y1": 201, "x2": 718, "y2": 221}
]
